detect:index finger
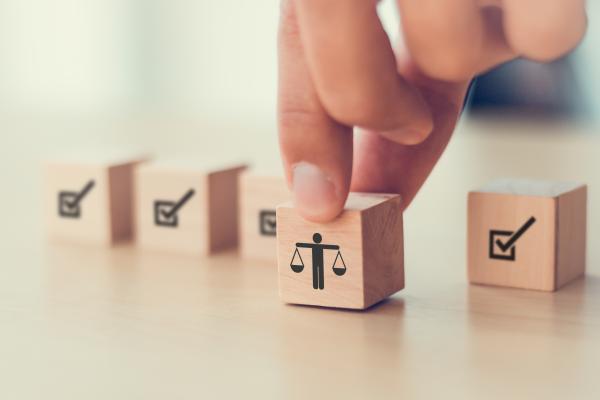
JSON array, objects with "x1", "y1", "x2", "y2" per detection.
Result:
[{"x1": 278, "y1": 0, "x2": 353, "y2": 222}]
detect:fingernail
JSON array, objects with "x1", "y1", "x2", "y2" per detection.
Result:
[{"x1": 292, "y1": 162, "x2": 338, "y2": 221}]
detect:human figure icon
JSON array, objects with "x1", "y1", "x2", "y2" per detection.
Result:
[{"x1": 294, "y1": 233, "x2": 340, "y2": 290}]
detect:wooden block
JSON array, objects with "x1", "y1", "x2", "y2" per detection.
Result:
[
  {"x1": 277, "y1": 193, "x2": 404, "y2": 310},
  {"x1": 44, "y1": 155, "x2": 147, "y2": 245},
  {"x1": 135, "y1": 161, "x2": 247, "y2": 255},
  {"x1": 468, "y1": 179, "x2": 587, "y2": 291},
  {"x1": 239, "y1": 172, "x2": 289, "y2": 262}
]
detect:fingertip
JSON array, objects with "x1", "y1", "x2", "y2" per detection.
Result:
[{"x1": 291, "y1": 162, "x2": 347, "y2": 223}]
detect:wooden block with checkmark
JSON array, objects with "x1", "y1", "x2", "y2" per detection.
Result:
[
  {"x1": 44, "y1": 155, "x2": 148, "y2": 245},
  {"x1": 468, "y1": 179, "x2": 587, "y2": 291},
  {"x1": 135, "y1": 160, "x2": 247, "y2": 255},
  {"x1": 238, "y1": 171, "x2": 289, "y2": 262},
  {"x1": 277, "y1": 193, "x2": 404, "y2": 310}
]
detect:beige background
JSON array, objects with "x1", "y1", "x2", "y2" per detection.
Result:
[{"x1": 0, "y1": 115, "x2": 599, "y2": 399}]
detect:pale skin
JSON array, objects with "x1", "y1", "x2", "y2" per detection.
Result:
[{"x1": 278, "y1": 0, "x2": 587, "y2": 222}]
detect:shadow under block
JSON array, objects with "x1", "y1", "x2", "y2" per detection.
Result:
[
  {"x1": 239, "y1": 172, "x2": 289, "y2": 262},
  {"x1": 277, "y1": 193, "x2": 404, "y2": 310},
  {"x1": 44, "y1": 157, "x2": 146, "y2": 245},
  {"x1": 136, "y1": 162, "x2": 246, "y2": 255},
  {"x1": 468, "y1": 179, "x2": 587, "y2": 291}
]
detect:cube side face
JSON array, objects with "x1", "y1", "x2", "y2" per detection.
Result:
[
  {"x1": 44, "y1": 163, "x2": 111, "y2": 245},
  {"x1": 107, "y1": 162, "x2": 138, "y2": 243},
  {"x1": 207, "y1": 167, "x2": 246, "y2": 253},
  {"x1": 277, "y1": 206, "x2": 365, "y2": 309},
  {"x1": 556, "y1": 186, "x2": 587, "y2": 289},
  {"x1": 239, "y1": 174, "x2": 289, "y2": 261},
  {"x1": 135, "y1": 168, "x2": 208, "y2": 255},
  {"x1": 468, "y1": 192, "x2": 557, "y2": 291},
  {"x1": 361, "y1": 196, "x2": 404, "y2": 308}
]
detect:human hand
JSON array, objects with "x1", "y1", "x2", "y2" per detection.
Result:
[{"x1": 278, "y1": 0, "x2": 586, "y2": 222}]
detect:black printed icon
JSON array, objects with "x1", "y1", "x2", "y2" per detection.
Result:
[
  {"x1": 154, "y1": 189, "x2": 195, "y2": 228},
  {"x1": 58, "y1": 180, "x2": 96, "y2": 218},
  {"x1": 290, "y1": 233, "x2": 347, "y2": 290},
  {"x1": 489, "y1": 216, "x2": 537, "y2": 261},
  {"x1": 259, "y1": 210, "x2": 277, "y2": 236}
]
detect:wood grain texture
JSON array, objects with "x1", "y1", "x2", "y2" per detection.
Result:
[
  {"x1": 238, "y1": 172, "x2": 289, "y2": 262},
  {"x1": 556, "y1": 186, "x2": 587, "y2": 288},
  {"x1": 362, "y1": 196, "x2": 404, "y2": 306},
  {"x1": 468, "y1": 180, "x2": 586, "y2": 291},
  {"x1": 135, "y1": 162, "x2": 245, "y2": 255},
  {"x1": 277, "y1": 193, "x2": 403, "y2": 309}
]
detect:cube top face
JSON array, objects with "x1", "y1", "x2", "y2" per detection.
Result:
[
  {"x1": 477, "y1": 179, "x2": 583, "y2": 198},
  {"x1": 338, "y1": 192, "x2": 399, "y2": 211},
  {"x1": 136, "y1": 165, "x2": 209, "y2": 254},
  {"x1": 239, "y1": 172, "x2": 289, "y2": 261},
  {"x1": 139, "y1": 159, "x2": 246, "y2": 176},
  {"x1": 277, "y1": 193, "x2": 402, "y2": 310},
  {"x1": 45, "y1": 152, "x2": 149, "y2": 169},
  {"x1": 468, "y1": 180, "x2": 587, "y2": 292},
  {"x1": 45, "y1": 162, "x2": 111, "y2": 244}
]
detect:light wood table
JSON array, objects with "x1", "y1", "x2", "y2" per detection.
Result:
[{"x1": 1, "y1": 116, "x2": 599, "y2": 399}]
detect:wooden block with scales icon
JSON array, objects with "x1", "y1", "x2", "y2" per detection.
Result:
[{"x1": 277, "y1": 193, "x2": 404, "y2": 310}]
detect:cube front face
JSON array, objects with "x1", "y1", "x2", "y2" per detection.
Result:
[
  {"x1": 239, "y1": 174, "x2": 289, "y2": 262},
  {"x1": 468, "y1": 192, "x2": 557, "y2": 291},
  {"x1": 45, "y1": 163, "x2": 112, "y2": 244},
  {"x1": 277, "y1": 206, "x2": 365, "y2": 309},
  {"x1": 136, "y1": 168, "x2": 208, "y2": 254},
  {"x1": 277, "y1": 193, "x2": 404, "y2": 310}
]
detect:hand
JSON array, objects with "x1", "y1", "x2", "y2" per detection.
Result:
[{"x1": 278, "y1": 0, "x2": 587, "y2": 222}]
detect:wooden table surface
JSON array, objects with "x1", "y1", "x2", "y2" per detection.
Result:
[{"x1": 1, "y1": 116, "x2": 599, "y2": 399}]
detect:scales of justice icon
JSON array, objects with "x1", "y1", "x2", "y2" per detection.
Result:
[{"x1": 289, "y1": 233, "x2": 347, "y2": 290}]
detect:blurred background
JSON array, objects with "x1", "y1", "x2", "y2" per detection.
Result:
[
  {"x1": 0, "y1": 0, "x2": 598, "y2": 263},
  {"x1": 0, "y1": 0, "x2": 598, "y2": 123}
]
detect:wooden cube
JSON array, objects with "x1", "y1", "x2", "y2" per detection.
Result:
[
  {"x1": 135, "y1": 161, "x2": 247, "y2": 255},
  {"x1": 239, "y1": 172, "x2": 289, "y2": 262},
  {"x1": 44, "y1": 155, "x2": 147, "y2": 245},
  {"x1": 468, "y1": 179, "x2": 587, "y2": 291},
  {"x1": 277, "y1": 193, "x2": 404, "y2": 310}
]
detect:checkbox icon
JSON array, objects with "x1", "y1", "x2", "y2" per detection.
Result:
[
  {"x1": 58, "y1": 180, "x2": 95, "y2": 218},
  {"x1": 489, "y1": 216, "x2": 536, "y2": 261},
  {"x1": 259, "y1": 210, "x2": 277, "y2": 236},
  {"x1": 154, "y1": 189, "x2": 195, "y2": 228}
]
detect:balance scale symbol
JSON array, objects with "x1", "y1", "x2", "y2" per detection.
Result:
[{"x1": 289, "y1": 233, "x2": 347, "y2": 290}]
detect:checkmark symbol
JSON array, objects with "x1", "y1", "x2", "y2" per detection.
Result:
[
  {"x1": 154, "y1": 189, "x2": 195, "y2": 228},
  {"x1": 259, "y1": 210, "x2": 277, "y2": 236},
  {"x1": 64, "y1": 180, "x2": 95, "y2": 208},
  {"x1": 495, "y1": 216, "x2": 536, "y2": 252},
  {"x1": 160, "y1": 189, "x2": 195, "y2": 218},
  {"x1": 58, "y1": 180, "x2": 95, "y2": 218}
]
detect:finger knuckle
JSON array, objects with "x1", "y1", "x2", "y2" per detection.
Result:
[
  {"x1": 279, "y1": 0, "x2": 300, "y2": 39},
  {"x1": 278, "y1": 104, "x2": 323, "y2": 133}
]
